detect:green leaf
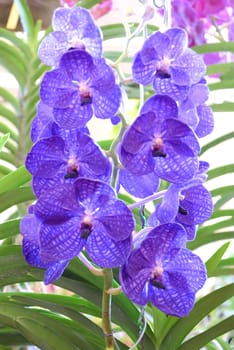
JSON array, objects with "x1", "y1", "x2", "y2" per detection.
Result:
[
  {"x1": 211, "y1": 102, "x2": 234, "y2": 112},
  {"x1": 211, "y1": 185, "x2": 234, "y2": 199},
  {"x1": 0, "y1": 87, "x2": 20, "y2": 112},
  {"x1": 207, "y1": 62, "x2": 234, "y2": 76},
  {"x1": 207, "y1": 164, "x2": 234, "y2": 181},
  {"x1": 0, "y1": 218, "x2": 20, "y2": 240},
  {"x1": 0, "y1": 105, "x2": 18, "y2": 126},
  {"x1": 0, "y1": 187, "x2": 34, "y2": 213},
  {"x1": 0, "y1": 28, "x2": 32, "y2": 59},
  {"x1": 14, "y1": 0, "x2": 36, "y2": 46},
  {"x1": 209, "y1": 80, "x2": 234, "y2": 91},
  {"x1": 159, "y1": 284, "x2": 234, "y2": 350},
  {"x1": 177, "y1": 316, "x2": 234, "y2": 350},
  {"x1": 0, "y1": 166, "x2": 31, "y2": 195},
  {"x1": 0, "y1": 134, "x2": 10, "y2": 153},
  {"x1": 79, "y1": 0, "x2": 105, "y2": 9},
  {"x1": 201, "y1": 132, "x2": 234, "y2": 155},
  {"x1": 205, "y1": 242, "x2": 230, "y2": 277},
  {"x1": 193, "y1": 41, "x2": 234, "y2": 54},
  {"x1": 0, "y1": 327, "x2": 28, "y2": 346},
  {"x1": 0, "y1": 122, "x2": 18, "y2": 142},
  {"x1": 0, "y1": 40, "x2": 27, "y2": 88}
]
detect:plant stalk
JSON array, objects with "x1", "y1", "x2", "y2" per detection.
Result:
[{"x1": 102, "y1": 268, "x2": 114, "y2": 350}]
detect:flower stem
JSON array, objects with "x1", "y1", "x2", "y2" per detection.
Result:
[
  {"x1": 102, "y1": 268, "x2": 114, "y2": 350},
  {"x1": 128, "y1": 189, "x2": 167, "y2": 209},
  {"x1": 108, "y1": 112, "x2": 128, "y2": 188}
]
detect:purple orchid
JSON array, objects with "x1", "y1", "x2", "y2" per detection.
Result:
[
  {"x1": 120, "y1": 223, "x2": 207, "y2": 317},
  {"x1": 31, "y1": 102, "x2": 55, "y2": 142},
  {"x1": 21, "y1": 206, "x2": 69, "y2": 285},
  {"x1": 178, "y1": 80, "x2": 214, "y2": 137},
  {"x1": 132, "y1": 28, "x2": 206, "y2": 100},
  {"x1": 38, "y1": 7, "x2": 102, "y2": 67},
  {"x1": 26, "y1": 126, "x2": 111, "y2": 197},
  {"x1": 40, "y1": 49, "x2": 121, "y2": 128},
  {"x1": 119, "y1": 95, "x2": 200, "y2": 183},
  {"x1": 148, "y1": 161, "x2": 213, "y2": 240},
  {"x1": 30, "y1": 178, "x2": 134, "y2": 269},
  {"x1": 117, "y1": 168, "x2": 160, "y2": 198}
]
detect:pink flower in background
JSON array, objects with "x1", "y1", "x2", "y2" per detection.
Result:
[
  {"x1": 193, "y1": 0, "x2": 227, "y2": 18},
  {"x1": 60, "y1": 0, "x2": 76, "y2": 7},
  {"x1": 171, "y1": 0, "x2": 205, "y2": 46},
  {"x1": 91, "y1": 0, "x2": 112, "y2": 19}
]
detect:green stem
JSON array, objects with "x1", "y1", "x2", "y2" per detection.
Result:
[
  {"x1": 108, "y1": 113, "x2": 128, "y2": 188},
  {"x1": 102, "y1": 268, "x2": 114, "y2": 350}
]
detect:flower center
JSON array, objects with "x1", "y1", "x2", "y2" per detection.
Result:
[
  {"x1": 79, "y1": 82, "x2": 92, "y2": 106},
  {"x1": 156, "y1": 57, "x2": 171, "y2": 79},
  {"x1": 150, "y1": 265, "x2": 165, "y2": 290},
  {"x1": 68, "y1": 34, "x2": 86, "y2": 50},
  {"x1": 151, "y1": 137, "x2": 167, "y2": 158},
  {"x1": 64, "y1": 158, "x2": 79, "y2": 179},
  {"x1": 80, "y1": 215, "x2": 93, "y2": 239},
  {"x1": 178, "y1": 205, "x2": 188, "y2": 215}
]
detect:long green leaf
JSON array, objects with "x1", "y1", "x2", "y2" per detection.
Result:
[
  {"x1": 159, "y1": 284, "x2": 234, "y2": 350},
  {"x1": 0, "y1": 41, "x2": 27, "y2": 87},
  {"x1": 0, "y1": 105, "x2": 18, "y2": 126},
  {"x1": 0, "y1": 87, "x2": 20, "y2": 112},
  {"x1": 207, "y1": 62, "x2": 234, "y2": 76},
  {"x1": 0, "y1": 134, "x2": 10, "y2": 153},
  {"x1": 188, "y1": 231, "x2": 234, "y2": 250},
  {"x1": 177, "y1": 316, "x2": 234, "y2": 350},
  {"x1": 207, "y1": 164, "x2": 234, "y2": 181},
  {"x1": 205, "y1": 242, "x2": 230, "y2": 277},
  {"x1": 0, "y1": 187, "x2": 34, "y2": 213},
  {"x1": 14, "y1": 0, "x2": 36, "y2": 46},
  {"x1": 211, "y1": 102, "x2": 234, "y2": 112},
  {"x1": 193, "y1": 41, "x2": 234, "y2": 54},
  {"x1": 0, "y1": 166, "x2": 31, "y2": 195},
  {"x1": 0, "y1": 327, "x2": 28, "y2": 346},
  {"x1": 0, "y1": 28, "x2": 32, "y2": 59},
  {"x1": 201, "y1": 132, "x2": 234, "y2": 154},
  {"x1": 209, "y1": 79, "x2": 234, "y2": 91},
  {"x1": 0, "y1": 219, "x2": 20, "y2": 240}
]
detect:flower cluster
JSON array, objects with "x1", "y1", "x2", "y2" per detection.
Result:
[
  {"x1": 21, "y1": 6, "x2": 213, "y2": 318},
  {"x1": 21, "y1": 6, "x2": 132, "y2": 284},
  {"x1": 118, "y1": 27, "x2": 213, "y2": 316}
]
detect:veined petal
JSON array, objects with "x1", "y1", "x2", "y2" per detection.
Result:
[
  {"x1": 93, "y1": 85, "x2": 121, "y2": 119},
  {"x1": 44, "y1": 260, "x2": 69, "y2": 285},
  {"x1": 26, "y1": 136, "x2": 65, "y2": 178},
  {"x1": 173, "y1": 48, "x2": 206, "y2": 85},
  {"x1": 154, "y1": 143, "x2": 199, "y2": 183},
  {"x1": 40, "y1": 217, "x2": 85, "y2": 263},
  {"x1": 132, "y1": 52, "x2": 156, "y2": 85},
  {"x1": 149, "y1": 285, "x2": 195, "y2": 317},
  {"x1": 118, "y1": 168, "x2": 160, "y2": 198},
  {"x1": 120, "y1": 265, "x2": 150, "y2": 306},
  {"x1": 60, "y1": 49, "x2": 94, "y2": 81},
  {"x1": 38, "y1": 31, "x2": 68, "y2": 67},
  {"x1": 119, "y1": 145, "x2": 155, "y2": 176},
  {"x1": 164, "y1": 28, "x2": 188, "y2": 58},
  {"x1": 196, "y1": 104, "x2": 214, "y2": 138},
  {"x1": 140, "y1": 95, "x2": 178, "y2": 121},
  {"x1": 178, "y1": 185, "x2": 213, "y2": 225},
  {"x1": 97, "y1": 200, "x2": 135, "y2": 241},
  {"x1": 40, "y1": 69, "x2": 71, "y2": 107},
  {"x1": 153, "y1": 78, "x2": 190, "y2": 101},
  {"x1": 86, "y1": 224, "x2": 132, "y2": 267},
  {"x1": 165, "y1": 248, "x2": 207, "y2": 293}
]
